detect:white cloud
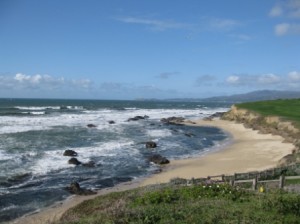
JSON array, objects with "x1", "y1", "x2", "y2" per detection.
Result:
[
  {"x1": 258, "y1": 73, "x2": 281, "y2": 84},
  {"x1": 287, "y1": 0, "x2": 300, "y2": 18},
  {"x1": 270, "y1": 1, "x2": 300, "y2": 36},
  {"x1": 1, "y1": 73, "x2": 92, "y2": 91},
  {"x1": 288, "y1": 71, "x2": 300, "y2": 81},
  {"x1": 226, "y1": 75, "x2": 240, "y2": 84},
  {"x1": 275, "y1": 23, "x2": 291, "y2": 36},
  {"x1": 225, "y1": 71, "x2": 300, "y2": 90},
  {"x1": 270, "y1": 0, "x2": 300, "y2": 18},
  {"x1": 225, "y1": 74, "x2": 280, "y2": 86},
  {"x1": 14, "y1": 73, "x2": 31, "y2": 82},
  {"x1": 269, "y1": 5, "x2": 283, "y2": 17},
  {"x1": 13, "y1": 73, "x2": 66, "y2": 89},
  {"x1": 275, "y1": 23, "x2": 300, "y2": 35},
  {"x1": 116, "y1": 17, "x2": 192, "y2": 31}
]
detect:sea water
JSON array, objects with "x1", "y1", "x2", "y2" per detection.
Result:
[{"x1": 0, "y1": 99, "x2": 230, "y2": 222}]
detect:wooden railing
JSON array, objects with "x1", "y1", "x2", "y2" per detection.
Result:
[
  {"x1": 233, "y1": 175, "x2": 300, "y2": 190},
  {"x1": 171, "y1": 163, "x2": 300, "y2": 191}
]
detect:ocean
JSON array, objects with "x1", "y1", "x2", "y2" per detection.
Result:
[{"x1": 0, "y1": 98, "x2": 230, "y2": 222}]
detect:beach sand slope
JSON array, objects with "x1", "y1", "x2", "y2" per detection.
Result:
[{"x1": 141, "y1": 118, "x2": 294, "y2": 186}]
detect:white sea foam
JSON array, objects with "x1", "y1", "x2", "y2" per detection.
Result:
[
  {"x1": 0, "y1": 204, "x2": 18, "y2": 212},
  {"x1": 15, "y1": 106, "x2": 60, "y2": 110},
  {"x1": 66, "y1": 106, "x2": 84, "y2": 110},
  {"x1": 30, "y1": 111, "x2": 45, "y2": 115},
  {"x1": 31, "y1": 150, "x2": 73, "y2": 174},
  {"x1": 0, "y1": 150, "x2": 14, "y2": 161},
  {"x1": 30, "y1": 140, "x2": 135, "y2": 175},
  {"x1": 0, "y1": 107, "x2": 229, "y2": 135},
  {"x1": 124, "y1": 107, "x2": 138, "y2": 110},
  {"x1": 146, "y1": 129, "x2": 173, "y2": 138}
]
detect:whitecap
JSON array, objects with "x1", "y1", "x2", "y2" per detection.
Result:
[
  {"x1": 146, "y1": 129, "x2": 173, "y2": 138},
  {"x1": 30, "y1": 111, "x2": 45, "y2": 115},
  {"x1": 0, "y1": 150, "x2": 14, "y2": 161},
  {"x1": 15, "y1": 106, "x2": 60, "y2": 110}
]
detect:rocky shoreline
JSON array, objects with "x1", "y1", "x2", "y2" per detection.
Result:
[{"x1": 221, "y1": 105, "x2": 300, "y2": 166}]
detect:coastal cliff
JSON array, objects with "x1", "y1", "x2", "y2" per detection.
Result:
[{"x1": 221, "y1": 105, "x2": 300, "y2": 166}]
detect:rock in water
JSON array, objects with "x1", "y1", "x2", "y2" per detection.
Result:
[
  {"x1": 146, "y1": 141, "x2": 157, "y2": 148},
  {"x1": 185, "y1": 133, "x2": 195, "y2": 137},
  {"x1": 68, "y1": 158, "x2": 82, "y2": 165},
  {"x1": 148, "y1": 154, "x2": 170, "y2": 165},
  {"x1": 63, "y1": 150, "x2": 78, "y2": 157},
  {"x1": 65, "y1": 181, "x2": 97, "y2": 195},
  {"x1": 108, "y1": 120, "x2": 115, "y2": 124},
  {"x1": 87, "y1": 124, "x2": 97, "y2": 128},
  {"x1": 160, "y1": 117, "x2": 185, "y2": 125},
  {"x1": 82, "y1": 161, "x2": 96, "y2": 168},
  {"x1": 127, "y1": 115, "x2": 149, "y2": 122}
]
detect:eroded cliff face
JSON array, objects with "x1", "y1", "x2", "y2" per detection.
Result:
[{"x1": 222, "y1": 105, "x2": 300, "y2": 166}]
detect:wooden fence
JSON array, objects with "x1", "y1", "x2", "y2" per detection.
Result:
[{"x1": 172, "y1": 162, "x2": 300, "y2": 191}]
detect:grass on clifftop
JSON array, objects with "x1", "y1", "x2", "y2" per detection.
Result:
[
  {"x1": 56, "y1": 183, "x2": 300, "y2": 224},
  {"x1": 236, "y1": 98, "x2": 300, "y2": 127}
]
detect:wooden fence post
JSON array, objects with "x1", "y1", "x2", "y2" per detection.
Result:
[
  {"x1": 279, "y1": 175, "x2": 285, "y2": 189},
  {"x1": 230, "y1": 176, "x2": 235, "y2": 186},
  {"x1": 252, "y1": 175, "x2": 258, "y2": 190}
]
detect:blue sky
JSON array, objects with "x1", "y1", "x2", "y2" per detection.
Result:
[{"x1": 1, "y1": 0, "x2": 300, "y2": 99}]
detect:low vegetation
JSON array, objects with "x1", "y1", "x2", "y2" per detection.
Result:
[
  {"x1": 56, "y1": 183, "x2": 300, "y2": 224},
  {"x1": 236, "y1": 99, "x2": 300, "y2": 128}
]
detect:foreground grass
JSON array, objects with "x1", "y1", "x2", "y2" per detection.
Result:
[
  {"x1": 236, "y1": 98, "x2": 300, "y2": 128},
  {"x1": 56, "y1": 184, "x2": 300, "y2": 224}
]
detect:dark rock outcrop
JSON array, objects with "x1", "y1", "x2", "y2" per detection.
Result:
[
  {"x1": 87, "y1": 124, "x2": 97, "y2": 128},
  {"x1": 68, "y1": 158, "x2": 82, "y2": 165},
  {"x1": 185, "y1": 132, "x2": 195, "y2": 137},
  {"x1": 65, "y1": 181, "x2": 97, "y2": 195},
  {"x1": 148, "y1": 154, "x2": 170, "y2": 165},
  {"x1": 161, "y1": 117, "x2": 185, "y2": 125},
  {"x1": 82, "y1": 161, "x2": 96, "y2": 168},
  {"x1": 203, "y1": 112, "x2": 226, "y2": 121},
  {"x1": 146, "y1": 141, "x2": 157, "y2": 148},
  {"x1": 63, "y1": 150, "x2": 78, "y2": 157},
  {"x1": 108, "y1": 120, "x2": 115, "y2": 124},
  {"x1": 127, "y1": 115, "x2": 149, "y2": 122}
]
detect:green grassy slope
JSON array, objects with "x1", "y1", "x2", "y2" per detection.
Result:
[
  {"x1": 236, "y1": 99, "x2": 300, "y2": 127},
  {"x1": 56, "y1": 184, "x2": 300, "y2": 224}
]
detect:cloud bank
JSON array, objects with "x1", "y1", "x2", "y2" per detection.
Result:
[
  {"x1": 225, "y1": 71, "x2": 300, "y2": 89},
  {"x1": 0, "y1": 73, "x2": 92, "y2": 91},
  {"x1": 270, "y1": 0, "x2": 300, "y2": 36}
]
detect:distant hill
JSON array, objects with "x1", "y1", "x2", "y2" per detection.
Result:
[
  {"x1": 201, "y1": 90, "x2": 300, "y2": 103},
  {"x1": 162, "y1": 90, "x2": 300, "y2": 103}
]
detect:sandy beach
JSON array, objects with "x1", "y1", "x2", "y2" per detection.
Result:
[
  {"x1": 141, "y1": 118, "x2": 294, "y2": 185},
  {"x1": 11, "y1": 118, "x2": 295, "y2": 224}
]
